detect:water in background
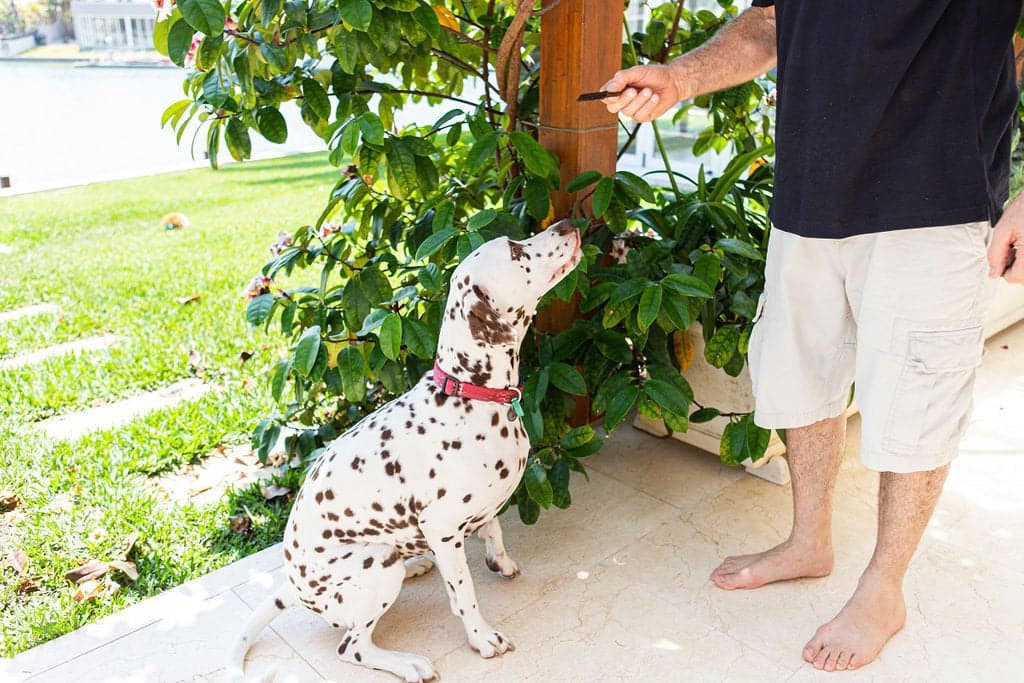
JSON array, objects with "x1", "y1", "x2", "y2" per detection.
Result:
[{"x1": 0, "y1": 62, "x2": 324, "y2": 194}]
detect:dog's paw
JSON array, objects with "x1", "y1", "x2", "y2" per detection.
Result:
[
  {"x1": 468, "y1": 628, "x2": 515, "y2": 658},
  {"x1": 404, "y1": 556, "x2": 435, "y2": 579},
  {"x1": 484, "y1": 554, "x2": 520, "y2": 579},
  {"x1": 393, "y1": 654, "x2": 438, "y2": 682}
]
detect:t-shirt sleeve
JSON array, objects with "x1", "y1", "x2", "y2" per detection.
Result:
[{"x1": 750, "y1": 0, "x2": 774, "y2": 6}]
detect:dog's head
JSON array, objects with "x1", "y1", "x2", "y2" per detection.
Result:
[{"x1": 441, "y1": 219, "x2": 582, "y2": 348}]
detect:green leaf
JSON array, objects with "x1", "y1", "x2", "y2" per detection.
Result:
[
  {"x1": 302, "y1": 77, "x2": 331, "y2": 121},
  {"x1": 270, "y1": 359, "x2": 291, "y2": 402},
  {"x1": 358, "y1": 112, "x2": 385, "y2": 145},
  {"x1": 160, "y1": 99, "x2": 191, "y2": 129},
  {"x1": 662, "y1": 273, "x2": 714, "y2": 299},
  {"x1": 402, "y1": 317, "x2": 436, "y2": 358},
  {"x1": 642, "y1": 379, "x2": 689, "y2": 416},
  {"x1": 566, "y1": 170, "x2": 602, "y2": 193},
  {"x1": 294, "y1": 325, "x2": 322, "y2": 376},
  {"x1": 524, "y1": 462, "x2": 553, "y2": 509},
  {"x1": 418, "y1": 262, "x2": 442, "y2": 291},
  {"x1": 509, "y1": 131, "x2": 554, "y2": 178},
  {"x1": 692, "y1": 252, "x2": 722, "y2": 288},
  {"x1": 715, "y1": 237, "x2": 764, "y2": 261},
  {"x1": 261, "y1": 0, "x2": 281, "y2": 24},
  {"x1": 663, "y1": 410, "x2": 689, "y2": 433},
  {"x1": 705, "y1": 325, "x2": 740, "y2": 368},
  {"x1": 339, "y1": 0, "x2": 372, "y2": 30},
  {"x1": 386, "y1": 138, "x2": 418, "y2": 199},
  {"x1": 415, "y1": 227, "x2": 456, "y2": 260},
  {"x1": 167, "y1": 19, "x2": 195, "y2": 67},
  {"x1": 591, "y1": 177, "x2": 614, "y2": 217},
  {"x1": 517, "y1": 486, "x2": 540, "y2": 525},
  {"x1": 594, "y1": 330, "x2": 633, "y2": 364},
  {"x1": 378, "y1": 313, "x2": 403, "y2": 360},
  {"x1": 549, "y1": 459, "x2": 571, "y2": 509},
  {"x1": 603, "y1": 384, "x2": 640, "y2": 431},
  {"x1": 614, "y1": 170, "x2": 656, "y2": 202},
  {"x1": 466, "y1": 130, "x2": 500, "y2": 171},
  {"x1": 358, "y1": 267, "x2": 392, "y2": 304},
  {"x1": 690, "y1": 407, "x2": 721, "y2": 423},
  {"x1": 637, "y1": 284, "x2": 662, "y2": 331},
  {"x1": 720, "y1": 416, "x2": 771, "y2": 466},
  {"x1": 225, "y1": 117, "x2": 252, "y2": 161},
  {"x1": 466, "y1": 209, "x2": 497, "y2": 230},
  {"x1": 153, "y1": 15, "x2": 171, "y2": 55},
  {"x1": 560, "y1": 425, "x2": 594, "y2": 450},
  {"x1": 245, "y1": 293, "x2": 274, "y2": 326},
  {"x1": 256, "y1": 106, "x2": 288, "y2": 143},
  {"x1": 548, "y1": 362, "x2": 586, "y2": 396},
  {"x1": 178, "y1": 0, "x2": 225, "y2": 36},
  {"x1": 523, "y1": 178, "x2": 549, "y2": 220},
  {"x1": 337, "y1": 344, "x2": 366, "y2": 402},
  {"x1": 411, "y1": 3, "x2": 441, "y2": 39}
]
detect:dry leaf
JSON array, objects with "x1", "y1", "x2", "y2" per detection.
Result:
[
  {"x1": 175, "y1": 294, "x2": 202, "y2": 305},
  {"x1": 0, "y1": 493, "x2": 21, "y2": 513},
  {"x1": 73, "y1": 577, "x2": 120, "y2": 602},
  {"x1": 239, "y1": 351, "x2": 253, "y2": 362},
  {"x1": 107, "y1": 560, "x2": 139, "y2": 582},
  {"x1": 7, "y1": 549, "x2": 28, "y2": 574},
  {"x1": 260, "y1": 484, "x2": 291, "y2": 500},
  {"x1": 17, "y1": 577, "x2": 40, "y2": 594},
  {"x1": 187, "y1": 349, "x2": 209, "y2": 377},
  {"x1": 118, "y1": 532, "x2": 141, "y2": 561},
  {"x1": 229, "y1": 515, "x2": 252, "y2": 534},
  {"x1": 65, "y1": 558, "x2": 110, "y2": 584},
  {"x1": 242, "y1": 377, "x2": 256, "y2": 390}
]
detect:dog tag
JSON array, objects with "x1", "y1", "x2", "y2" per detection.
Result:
[{"x1": 509, "y1": 397, "x2": 524, "y2": 421}]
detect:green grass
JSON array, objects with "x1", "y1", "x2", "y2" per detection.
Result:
[{"x1": 0, "y1": 153, "x2": 336, "y2": 657}]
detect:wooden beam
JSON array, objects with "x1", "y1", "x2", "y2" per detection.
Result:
[{"x1": 537, "y1": 0, "x2": 621, "y2": 424}]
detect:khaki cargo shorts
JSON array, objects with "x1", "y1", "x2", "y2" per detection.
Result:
[{"x1": 747, "y1": 222, "x2": 998, "y2": 473}]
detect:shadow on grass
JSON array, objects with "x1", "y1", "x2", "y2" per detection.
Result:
[
  {"x1": 217, "y1": 154, "x2": 330, "y2": 175},
  {"x1": 241, "y1": 171, "x2": 338, "y2": 187}
]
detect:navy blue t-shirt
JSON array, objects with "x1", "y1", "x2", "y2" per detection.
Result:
[{"x1": 750, "y1": 0, "x2": 1020, "y2": 238}]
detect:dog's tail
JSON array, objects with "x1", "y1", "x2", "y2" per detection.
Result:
[{"x1": 227, "y1": 584, "x2": 296, "y2": 681}]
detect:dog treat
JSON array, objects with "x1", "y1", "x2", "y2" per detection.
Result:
[{"x1": 577, "y1": 90, "x2": 623, "y2": 102}]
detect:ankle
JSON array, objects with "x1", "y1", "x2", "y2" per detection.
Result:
[
  {"x1": 857, "y1": 567, "x2": 905, "y2": 596},
  {"x1": 785, "y1": 532, "x2": 833, "y2": 556}
]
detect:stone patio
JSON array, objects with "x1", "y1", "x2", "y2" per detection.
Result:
[{"x1": 5, "y1": 322, "x2": 1023, "y2": 682}]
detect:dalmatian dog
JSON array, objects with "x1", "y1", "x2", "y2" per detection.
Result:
[{"x1": 230, "y1": 219, "x2": 582, "y2": 682}]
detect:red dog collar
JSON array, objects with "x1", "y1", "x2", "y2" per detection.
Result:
[{"x1": 433, "y1": 362, "x2": 524, "y2": 407}]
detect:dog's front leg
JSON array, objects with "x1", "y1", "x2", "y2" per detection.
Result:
[
  {"x1": 477, "y1": 518, "x2": 520, "y2": 578},
  {"x1": 418, "y1": 518, "x2": 515, "y2": 658}
]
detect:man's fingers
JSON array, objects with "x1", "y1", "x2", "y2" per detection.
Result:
[
  {"x1": 633, "y1": 93, "x2": 663, "y2": 123},
  {"x1": 619, "y1": 88, "x2": 658, "y2": 122},
  {"x1": 604, "y1": 87, "x2": 637, "y2": 114},
  {"x1": 987, "y1": 225, "x2": 1014, "y2": 278},
  {"x1": 1005, "y1": 247, "x2": 1024, "y2": 284}
]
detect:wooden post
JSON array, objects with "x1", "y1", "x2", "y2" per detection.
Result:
[{"x1": 536, "y1": 0, "x2": 621, "y2": 424}]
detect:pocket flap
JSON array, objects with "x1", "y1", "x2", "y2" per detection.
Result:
[{"x1": 908, "y1": 326, "x2": 984, "y2": 373}]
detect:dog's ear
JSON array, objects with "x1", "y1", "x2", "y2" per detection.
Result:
[{"x1": 465, "y1": 284, "x2": 516, "y2": 345}]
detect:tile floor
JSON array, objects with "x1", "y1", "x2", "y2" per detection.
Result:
[{"x1": 5, "y1": 323, "x2": 1023, "y2": 683}]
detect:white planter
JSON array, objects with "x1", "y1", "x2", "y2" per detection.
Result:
[{"x1": 634, "y1": 279, "x2": 1024, "y2": 485}]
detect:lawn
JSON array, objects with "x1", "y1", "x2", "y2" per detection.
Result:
[{"x1": 0, "y1": 153, "x2": 336, "y2": 656}]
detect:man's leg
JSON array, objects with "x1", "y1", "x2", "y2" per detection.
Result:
[
  {"x1": 803, "y1": 464, "x2": 950, "y2": 671},
  {"x1": 711, "y1": 413, "x2": 845, "y2": 589}
]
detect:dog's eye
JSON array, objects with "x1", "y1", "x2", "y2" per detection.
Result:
[{"x1": 508, "y1": 242, "x2": 527, "y2": 261}]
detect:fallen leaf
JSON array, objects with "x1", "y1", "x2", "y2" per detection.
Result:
[
  {"x1": 17, "y1": 577, "x2": 40, "y2": 594},
  {"x1": 118, "y1": 532, "x2": 141, "y2": 560},
  {"x1": 242, "y1": 377, "x2": 256, "y2": 390},
  {"x1": 239, "y1": 350, "x2": 253, "y2": 362},
  {"x1": 65, "y1": 558, "x2": 110, "y2": 584},
  {"x1": 0, "y1": 493, "x2": 21, "y2": 513},
  {"x1": 72, "y1": 577, "x2": 120, "y2": 602},
  {"x1": 175, "y1": 294, "x2": 202, "y2": 305},
  {"x1": 108, "y1": 560, "x2": 139, "y2": 582},
  {"x1": 7, "y1": 549, "x2": 28, "y2": 574},
  {"x1": 187, "y1": 349, "x2": 209, "y2": 377},
  {"x1": 260, "y1": 484, "x2": 291, "y2": 500},
  {"x1": 229, "y1": 515, "x2": 252, "y2": 534}
]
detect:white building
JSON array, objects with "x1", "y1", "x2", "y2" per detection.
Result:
[{"x1": 71, "y1": 0, "x2": 155, "y2": 50}]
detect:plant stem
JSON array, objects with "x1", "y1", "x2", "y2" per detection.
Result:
[{"x1": 651, "y1": 120, "x2": 681, "y2": 197}]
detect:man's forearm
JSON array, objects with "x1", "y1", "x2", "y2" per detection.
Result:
[{"x1": 670, "y1": 7, "x2": 777, "y2": 100}]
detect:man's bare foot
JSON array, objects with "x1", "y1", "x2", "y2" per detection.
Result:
[
  {"x1": 710, "y1": 539, "x2": 834, "y2": 590},
  {"x1": 803, "y1": 572, "x2": 907, "y2": 671}
]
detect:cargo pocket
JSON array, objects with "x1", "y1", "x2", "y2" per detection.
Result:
[{"x1": 883, "y1": 325, "x2": 984, "y2": 455}]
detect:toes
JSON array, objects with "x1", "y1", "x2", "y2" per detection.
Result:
[
  {"x1": 848, "y1": 653, "x2": 862, "y2": 670},
  {"x1": 823, "y1": 649, "x2": 839, "y2": 672},
  {"x1": 835, "y1": 650, "x2": 853, "y2": 671},
  {"x1": 803, "y1": 639, "x2": 823, "y2": 663},
  {"x1": 813, "y1": 647, "x2": 831, "y2": 670}
]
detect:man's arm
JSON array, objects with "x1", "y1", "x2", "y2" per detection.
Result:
[{"x1": 602, "y1": 5, "x2": 777, "y2": 122}]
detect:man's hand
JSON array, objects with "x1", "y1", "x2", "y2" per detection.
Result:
[
  {"x1": 600, "y1": 64, "x2": 686, "y2": 123},
  {"x1": 990, "y1": 205, "x2": 1024, "y2": 284}
]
